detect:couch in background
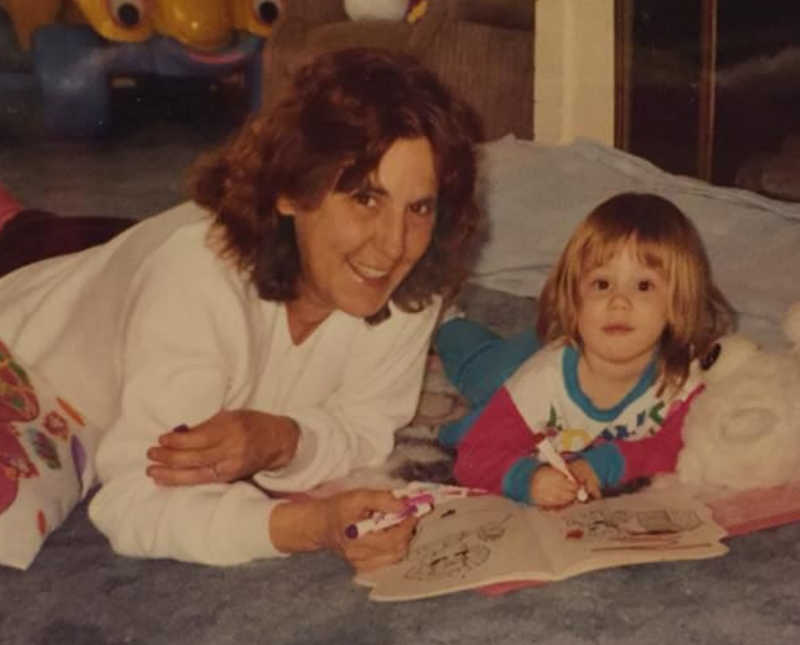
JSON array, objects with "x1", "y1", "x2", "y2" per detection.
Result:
[{"x1": 262, "y1": 0, "x2": 533, "y2": 141}]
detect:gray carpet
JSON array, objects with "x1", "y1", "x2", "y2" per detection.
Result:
[
  {"x1": 4, "y1": 491, "x2": 800, "y2": 645},
  {"x1": 2, "y1": 96, "x2": 800, "y2": 645},
  {"x1": 0, "y1": 119, "x2": 231, "y2": 221},
  {"x1": 2, "y1": 283, "x2": 800, "y2": 645}
]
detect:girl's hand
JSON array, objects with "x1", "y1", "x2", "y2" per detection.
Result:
[
  {"x1": 146, "y1": 410, "x2": 300, "y2": 486},
  {"x1": 271, "y1": 489, "x2": 418, "y2": 572},
  {"x1": 568, "y1": 458, "x2": 602, "y2": 500},
  {"x1": 529, "y1": 465, "x2": 580, "y2": 508}
]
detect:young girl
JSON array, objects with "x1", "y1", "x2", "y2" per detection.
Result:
[{"x1": 438, "y1": 192, "x2": 735, "y2": 507}]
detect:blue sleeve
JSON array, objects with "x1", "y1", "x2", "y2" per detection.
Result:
[
  {"x1": 580, "y1": 442, "x2": 626, "y2": 488},
  {"x1": 501, "y1": 456, "x2": 544, "y2": 504}
]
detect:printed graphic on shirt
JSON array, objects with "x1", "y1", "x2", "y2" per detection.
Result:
[
  {"x1": 598, "y1": 401, "x2": 666, "y2": 441},
  {"x1": 536, "y1": 398, "x2": 673, "y2": 452}
]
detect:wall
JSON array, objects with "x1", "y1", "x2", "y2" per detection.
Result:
[{"x1": 534, "y1": 0, "x2": 614, "y2": 145}]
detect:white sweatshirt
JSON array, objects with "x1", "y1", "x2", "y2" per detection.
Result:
[{"x1": 0, "y1": 202, "x2": 440, "y2": 565}]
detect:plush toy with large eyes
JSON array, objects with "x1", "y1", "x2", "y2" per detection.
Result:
[
  {"x1": 0, "y1": 0, "x2": 285, "y2": 135},
  {"x1": 676, "y1": 303, "x2": 800, "y2": 490}
]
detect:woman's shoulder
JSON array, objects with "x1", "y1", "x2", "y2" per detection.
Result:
[
  {"x1": 130, "y1": 204, "x2": 249, "y2": 290},
  {"x1": 128, "y1": 202, "x2": 213, "y2": 261},
  {"x1": 111, "y1": 205, "x2": 268, "y2": 340}
]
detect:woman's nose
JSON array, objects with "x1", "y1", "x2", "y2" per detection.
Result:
[{"x1": 375, "y1": 209, "x2": 406, "y2": 261}]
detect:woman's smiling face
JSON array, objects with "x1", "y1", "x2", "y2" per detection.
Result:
[{"x1": 281, "y1": 136, "x2": 438, "y2": 324}]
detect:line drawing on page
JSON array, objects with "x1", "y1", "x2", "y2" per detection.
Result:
[{"x1": 402, "y1": 511, "x2": 514, "y2": 582}]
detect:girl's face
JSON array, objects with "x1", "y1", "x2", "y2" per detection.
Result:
[
  {"x1": 576, "y1": 241, "x2": 669, "y2": 370},
  {"x1": 281, "y1": 137, "x2": 438, "y2": 321}
]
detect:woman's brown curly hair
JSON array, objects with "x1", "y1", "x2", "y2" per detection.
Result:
[{"x1": 189, "y1": 47, "x2": 484, "y2": 324}]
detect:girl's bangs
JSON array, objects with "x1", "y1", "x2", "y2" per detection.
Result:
[
  {"x1": 580, "y1": 232, "x2": 669, "y2": 274},
  {"x1": 632, "y1": 237, "x2": 670, "y2": 272}
]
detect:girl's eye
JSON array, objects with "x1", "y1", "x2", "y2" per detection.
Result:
[
  {"x1": 592, "y1": 278, "x2": 610, "y2": 291},
  {"x1": 637, "y1": 280, "x2": 654, "y2": 292}
]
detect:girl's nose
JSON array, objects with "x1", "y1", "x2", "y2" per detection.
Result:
[{"x1": 608, "y1": 288, "x2": 632, "y2": 308}]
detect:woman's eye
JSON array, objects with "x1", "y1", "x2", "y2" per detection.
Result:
[
  {"x1": 353, "y1": 192, "x2": 376, "y2": 208},
  {"x1": 409, "y1": 201, "x2": 433, "y2": 216}
]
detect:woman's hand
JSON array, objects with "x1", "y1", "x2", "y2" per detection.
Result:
[
  {"x1": 270, "y1": 489, "x2": 418, "y2": 572},
  {"x1": 146, "y1": 410, "x2": 300, "y2": 486}
]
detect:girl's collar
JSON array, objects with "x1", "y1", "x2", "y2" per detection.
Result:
[{"x1": 562, "y1": 345, "x2": 658, "y2": 421}]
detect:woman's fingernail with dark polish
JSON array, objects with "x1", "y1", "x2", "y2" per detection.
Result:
[{"x1": 173, "y1": 424, "x2": 189, "y2": 433}]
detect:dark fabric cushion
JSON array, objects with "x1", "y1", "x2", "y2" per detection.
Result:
[{"x1": 0, "y1": 210, "x2": 137, "y2": 278}]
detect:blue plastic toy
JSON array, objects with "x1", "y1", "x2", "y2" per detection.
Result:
[{"x1": 0, "y1": 0, "x2": 284, "y2": 136}]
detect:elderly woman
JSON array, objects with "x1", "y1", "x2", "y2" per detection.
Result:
[{"x1": 0, "y1": 48, "x2": 482, "y2": 570}]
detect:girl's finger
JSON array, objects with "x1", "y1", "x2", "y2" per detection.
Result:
[
  {"x1": 544, "y1": 486, "x2": 576, "y2": 508},
  {"x1": 578, "y1": 475, "x2": 600, "y2": 498}
]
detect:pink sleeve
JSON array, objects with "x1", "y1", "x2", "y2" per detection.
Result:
[
  {"x1": 616, "y1": 385, "x2": 705, "y2": 482},
  {"x1": 453, "y1": 387, "x2": 536, "y2": 493}
]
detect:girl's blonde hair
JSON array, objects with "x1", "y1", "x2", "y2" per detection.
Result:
[{"x1": 536, "y1": 192, "x2": 735, "y2": 395}]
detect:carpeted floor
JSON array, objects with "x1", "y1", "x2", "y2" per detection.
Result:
[
  {"x1": 3, "y1": 282, "x2": 800, "y2": 644},
  {"x1": 2, "y1": 73, "x2": 800, "y2": 645}
]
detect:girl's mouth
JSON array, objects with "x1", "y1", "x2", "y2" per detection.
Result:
[{"x1": 603, "y1": 324, "x2": 633, "y2": 334}]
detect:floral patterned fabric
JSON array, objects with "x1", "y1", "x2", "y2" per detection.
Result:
[{"x1": 0, "y1": 340, "x2": 97, "y2": 569}]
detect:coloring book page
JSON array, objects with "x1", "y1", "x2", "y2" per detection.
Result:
[{"x1": 356, "y1": 488, "x2": 728, "y2": 602}]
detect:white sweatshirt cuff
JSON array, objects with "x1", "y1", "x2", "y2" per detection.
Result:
[
  {"x1": 252, "y1": 424, "x2": 319, "y2": 492},
  {"x1": 232, "y1": 483, "x2": 290, "y2": 560}
]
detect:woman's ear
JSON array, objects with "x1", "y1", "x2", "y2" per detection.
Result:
[{"x1": 276, "y1": 196, "x2": 297, "y2": 217}]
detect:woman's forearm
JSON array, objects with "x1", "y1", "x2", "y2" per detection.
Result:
[{"x1": 269, "y1": 498, "x2": 328, "y2": 554}]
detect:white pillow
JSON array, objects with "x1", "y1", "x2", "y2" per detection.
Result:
[
  {"x1": 472, "y1": 136, "x2": 800, "y2": 350},
  {"x1": 0, "y1": 339, "x2": 98, "y2": 569}
]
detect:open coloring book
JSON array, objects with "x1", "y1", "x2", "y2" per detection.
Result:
[{"x1": 356, "y1": 487, "x2": 728, "y2": 602}]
